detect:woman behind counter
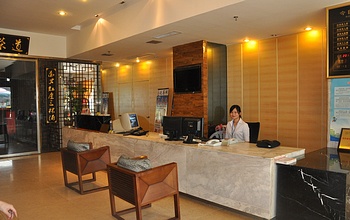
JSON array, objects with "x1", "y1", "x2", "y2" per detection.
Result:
[{"x1": 225, "y1": 105, "x2": 250, "y2": 142}]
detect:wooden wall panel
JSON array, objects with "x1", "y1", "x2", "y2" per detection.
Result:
[
  {"x1": 149, "y1": 57, "x2": 173, "y2": 131},
  {"x1": 101, "y1": 68, "x2": 118, "y2": 118},
  {"x1": 298, "y1": 31, "x2": 327, "y2": 152},
  {"x1": 277, "y1": 35, "x2": 298, "y2": 147},
  {"x1": 172, "y1": 40, "x2": 208, "y2": 137},
  {"x1": 259, "y1": 38, "x2": 278, "y2": 140},
  {"x1": 242, "y1": 42, "x2": 259, "y2": 121}
]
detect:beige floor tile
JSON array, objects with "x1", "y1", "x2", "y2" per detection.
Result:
[{"x1": 0, "y1": 152, "x2": 262, "y2": 220}]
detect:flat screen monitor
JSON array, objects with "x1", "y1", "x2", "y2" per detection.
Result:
[
  {"x1": 120, "y1": 113, "x2": 139, "y2": 130},
  {"x1": 162, "y1": 116, "x2": 183, "y2": 140},
  {"x1": 173, "y1": 64, "x2": 201, "y2": 93},
  {"x1": 182, "y1": 117, "x2": 204, "y2": 139}
]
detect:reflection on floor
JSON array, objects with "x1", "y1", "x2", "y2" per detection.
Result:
[
  {"x1": 0, "y1": 152, "x2": 262, "y2": 220},
  {"x1": 0, "y1": 137, "x2": 58, "y2": 156}
]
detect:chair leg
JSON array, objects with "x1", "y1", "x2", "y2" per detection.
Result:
[
  {"x1": 173, "y1": 194, "x2": 180, "y2": 219},
  {"x1": 63, "y1": 170, "x2": 69, "y2": 187},
  {"x1": 78, "y1": 173, "x2": 84, "y2": 194},
  {"x1": 135, "y1": 202, "x2": 142, "y2": 220}
]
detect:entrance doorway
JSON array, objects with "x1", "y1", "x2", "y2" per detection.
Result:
[{"x1": 0, "y1": 57, "x2": 39, "y2": 157}]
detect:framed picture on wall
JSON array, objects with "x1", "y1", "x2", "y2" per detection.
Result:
[
  {"x1": 338, "y1": 128, "x2": 350, "y2": 151},
  {"x1": 327, "y1": 3, "x2": 350, "y2": 78}
]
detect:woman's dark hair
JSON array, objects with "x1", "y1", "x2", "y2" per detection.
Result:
[{"x1": 229, "y1": 105, "x2": 241, "y2": 116}]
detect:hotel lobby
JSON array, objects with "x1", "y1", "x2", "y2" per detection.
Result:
[{"x1": 1, "y1": 0, "x2": 350, "y2": 219}]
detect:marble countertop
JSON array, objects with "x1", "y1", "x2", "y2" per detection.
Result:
[
  {"x1": 117, "y1": 132, "x2": 305, "y2": 159},
  {"x1": 295, "y1": 147, "x2": 350, "y2": 174}
]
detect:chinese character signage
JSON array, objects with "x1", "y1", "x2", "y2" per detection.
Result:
[
  {"x1": 0, "y1": 33, "x2": 30, "y2": 55},
  {"x1": 46, "y1": 68, "x2": 57, "y2": 123}
]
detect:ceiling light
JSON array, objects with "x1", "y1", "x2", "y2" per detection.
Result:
[
  {"x1": 243, "y1": 38, "x2": 250, "y2": 42},
  {"x1": 136, "y1": 57, "x2": 140, "y2": 63},
  {"x1": 115, "y1": 63, "x2": 120, "y2": 67},
  {"x1": 153, "y1": 31, "x2": 182, "y2": 39},
  {"x1": 95, "y1": 14, "x2": 99, "y2": 18},
  {"x1": 58, "y1": 11, "x2": 67, "y2": 16},
  {"x1": 305, "y1": 27, "x2": 312, "y2": 31}
]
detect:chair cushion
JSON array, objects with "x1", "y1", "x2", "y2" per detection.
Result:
[
  {"x1": 117, "y1": 155, "x2": 152, "y2": 172},
  {"x1": 67, "y1": 140, "x2": 91, "y2": 152}
]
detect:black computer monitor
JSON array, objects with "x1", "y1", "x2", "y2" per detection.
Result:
[
  {"x1": 182, "y1": 117, "x2": 204, "y2": 143},
  {"x1": 162, "y1": 116, "x2": 183, "y2": 141}
]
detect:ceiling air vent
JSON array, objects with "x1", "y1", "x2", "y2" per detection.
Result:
[
  {"x1": 101, "y1": 51, "x2": 113, "y2": 56},
  {"x1": 146, "y1": 40, "x2": 162, "y2": 44}
]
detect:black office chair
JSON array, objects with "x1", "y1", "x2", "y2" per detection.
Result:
[{"x1": 247, "y1": 122, "x2": 260, "y2": 143}]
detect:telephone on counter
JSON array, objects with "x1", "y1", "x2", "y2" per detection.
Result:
[
  {"x1": 198, "y1": 139, "x2": 222, "y2": 147},
  {"x1": 221, "y1": 138, "x2": 237, "y2": 146}
]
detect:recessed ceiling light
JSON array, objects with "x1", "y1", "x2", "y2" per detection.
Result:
[
  {"x1": 243, "y1": 38, "x2": 250, "y2": 42},
  {"x1": 305, "y1": 27, "x2": 312, "y2": 31},
  {"x1": 58, "y1": 11, "x2": 67, "y2": 16}
]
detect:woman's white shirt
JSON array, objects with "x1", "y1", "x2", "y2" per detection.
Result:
[{"x1": 225, "y1": 118, "x2": 250, "y2": 142}]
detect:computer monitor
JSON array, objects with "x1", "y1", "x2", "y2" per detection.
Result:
[
  {"x1": 182, "y1": 117, "x2": 204, "y2": 140},
  {"x1": 120, "y1": 113, "x2": 140, "y2": 130},
  {"x1": 162, "y1": 116, "x2": 183, "y2": 141}
]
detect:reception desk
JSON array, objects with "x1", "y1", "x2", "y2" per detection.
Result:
[
  {"x1": 276, "y1": 148, "x2": 350, "y2": 219},
  {"x1": 62, "y1": 127, "x2": 305, "y2": 219}
]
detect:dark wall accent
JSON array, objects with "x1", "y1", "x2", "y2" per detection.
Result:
[{"x1": 207, "y1": 42, "x2": 227, "y2": 129}]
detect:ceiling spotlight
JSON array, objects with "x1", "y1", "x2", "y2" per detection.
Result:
[
  {"x1": 136, "y1": 57, "x2": 140, "y2": 63},
  {"x1": 58, "y1": 11, "x2": 67, "y2": 16},
  {"x1": 120, "y1": 1, "x2": 125, "y2": 4},
  {"x1": 243, "y1": 38, "x2": 250, "y2": 42},
  {"x1": 233, "y1": 16, "x2": 238, "y2": 21},
  {"x1": 305, "y1": 26, "x2": 312, "y2": 31},
  {"x1": 95, "y1": 14, "x2": 99, "y2": 18},
  {"x1": 115, "y1": 63, "x2": 120, "y2": 67}
]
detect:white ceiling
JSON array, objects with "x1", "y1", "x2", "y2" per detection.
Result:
[{"x1": 0, "y1": 0, "x2": 349, "y2": 67}]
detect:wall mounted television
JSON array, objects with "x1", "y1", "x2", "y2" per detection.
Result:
[{"x1": 173, "y1": 64, "x2": 202, "y2": 93}]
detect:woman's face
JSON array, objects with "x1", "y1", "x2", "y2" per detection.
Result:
[{"x1": 230, "y1": 108, "x2": 240, "y2": 120}]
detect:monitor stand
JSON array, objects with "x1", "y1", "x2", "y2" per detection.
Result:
[{"x1": 183, "y1": 134, "x2": 197, "y2": 144}]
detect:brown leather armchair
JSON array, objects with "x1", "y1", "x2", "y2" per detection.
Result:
[
  {"x1": 61, "y1": 144, "x2": 111, "y2": 194},
  {"x1": 107, "y1": 162, "x2": 180, "y2": 220}
]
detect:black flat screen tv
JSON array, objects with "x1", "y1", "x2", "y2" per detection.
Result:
[{"x1": 173, "y1": 64, "x2": 201, "y2": 93}]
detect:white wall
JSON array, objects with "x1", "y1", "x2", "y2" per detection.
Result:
[{"x1": 0, "y1": 28, "x2": 66, "y2": 58}]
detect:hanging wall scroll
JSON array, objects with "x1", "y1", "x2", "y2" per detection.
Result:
[{"x1": 46, "y1": 68, "x2": 58, "y2": 123}]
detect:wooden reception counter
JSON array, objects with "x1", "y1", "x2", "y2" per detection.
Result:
[{"x1": 62, "y1": 127, "x2": 305, "y2": 219}]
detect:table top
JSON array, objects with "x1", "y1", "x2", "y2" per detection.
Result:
[{"x1": 295, "y1": 147, "x2": 349, "y2": 174}]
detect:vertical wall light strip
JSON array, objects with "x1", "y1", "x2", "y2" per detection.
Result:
[
  {"x1": 296, "y1": 34, "x2": 300, "y2": 148},
  {"x1": 240, "y1": 43, "x2": 244, "y2": 109},
  {"x1": 257, "y1": 41, "x2": 260, "y2": 122},
  {"x1": 276, "y1": 37, "x2": 279, "y2": 139}
]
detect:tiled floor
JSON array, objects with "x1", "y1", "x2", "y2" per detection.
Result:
[{"x1": 0, "y1": 152, "x2": 261, "y2": 220}]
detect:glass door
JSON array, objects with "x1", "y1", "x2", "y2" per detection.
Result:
[{"x1": 0, "y1": 57, "x2": 39, "y2": 157}]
